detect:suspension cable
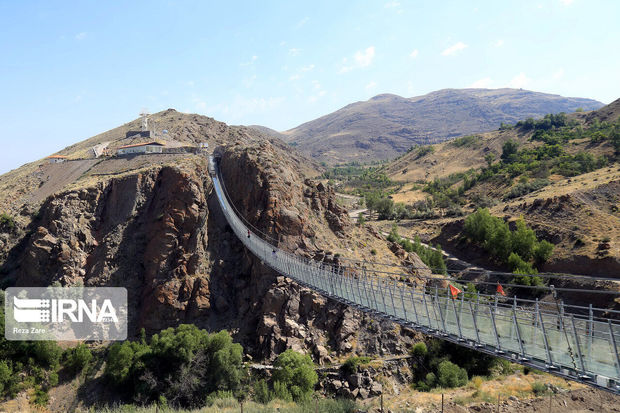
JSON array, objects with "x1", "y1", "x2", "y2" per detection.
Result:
[{"x1": 214, "y1": 158, "x2": 620, "y2": 298}]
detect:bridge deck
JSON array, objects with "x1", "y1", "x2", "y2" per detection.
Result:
[{"x1": 209, "y1": 155, "x2": 620, "y2": 394}]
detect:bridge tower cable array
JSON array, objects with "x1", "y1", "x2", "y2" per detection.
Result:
[{"x1": 208, "y1": 154, "x2": 620, "y2": 394}]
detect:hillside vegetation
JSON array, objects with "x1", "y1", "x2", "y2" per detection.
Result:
[{"x1": 328, "y1": 99, "x2": 619, "y2": 278}]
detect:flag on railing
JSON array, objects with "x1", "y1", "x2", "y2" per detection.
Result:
[
  {"x1": 449, "y1": 284, "x2": 462, "y2": 299},
  {"x1": 496, "y1": 282, "x2": 506, "y2": 296}
]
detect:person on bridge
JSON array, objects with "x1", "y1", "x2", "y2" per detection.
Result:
[{"x1": 247, "y1": 229, "x2": 250, "y2": 239}]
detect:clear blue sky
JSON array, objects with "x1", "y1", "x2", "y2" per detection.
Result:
[{"x1": 1, "y1": 0, "x2": 619, "y2": 174}]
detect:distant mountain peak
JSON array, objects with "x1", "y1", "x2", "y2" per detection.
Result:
[{"x1": 284, "y1": 88, "x2": 604, "y2": 164}]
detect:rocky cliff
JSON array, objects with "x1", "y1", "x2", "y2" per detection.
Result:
[{"x1": 1, "y1": 122, "x2": 425, "y2": 363}]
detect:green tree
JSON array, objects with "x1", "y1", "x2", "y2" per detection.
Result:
[
  {"x1": 487, "y1": 219, "x2": 512, "y2": 261},
  {"x1": 272, "y1": 350, "x2": 318, "y2": 402},
  {"x1": 0, "y1": 361, "x2": 12, "y2": 395},
  {"x1": 510, "y1": 218, "x2": 537, "y2": 261},
  {"x1": 65, "y1": 343, "x2": 93, "y2": 375},
  {"x1": 375, "y1": 197, "x2": 394, "y2": 220},
  {"x1": 364, "y1": 192, "x2": 380, "y2": 217},
  {"x1": 436, "y1": 360, "x2": 468, "y2": 388},
  {"x1": 105, "y1": 326, "x2": 245, "y2": 407},
  {"x1": 387, "y1": 223, "x2": 400, "y2": 242},
  {"x1": 29, "y1": 341, "x2": 62, "y2": 369},
  {"x1": 533, "y1": 240, "x2": 554, "y2": 265},
  {"x1": 105, "y1": 341, "x2": 136, "y2": 384},
  {"x1": 357, "y1": 212, "x2": 366, "y2": 226},
  {"x1": 484, "y1": 153, "x2": 496, "y2": 167},
  {"x1": 501, "y1": 139, "x2": 519, "y2": 162},
  {"x1": 253, "y1": 379, "x2": 272, "y2": 404}
]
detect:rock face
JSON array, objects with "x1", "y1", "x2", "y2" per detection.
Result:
[
  {"x1": 2, "y1": 135, "x2": 424, "y2": 362},
  {"x1": 218, "y1": 141, "x2": 351, "y2": 252},
  {"x1": 12, "y1": 165, "x2": 214, "y2": 331},
  {"x1": 318, "y1": 357, "x2": 413, "y2": 400}
]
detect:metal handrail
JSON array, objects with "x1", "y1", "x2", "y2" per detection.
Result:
[{"x1": 209, "y1": 155, "x2": 620, "y2": 394}]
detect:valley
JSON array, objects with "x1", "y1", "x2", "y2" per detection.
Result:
[{"x1": 0, "y1": 96, "x2": 618, "y2": 413}]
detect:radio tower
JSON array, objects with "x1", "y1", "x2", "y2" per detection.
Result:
[{"x1": 140, "y1": 109, "x2": 150, "y2": 131}]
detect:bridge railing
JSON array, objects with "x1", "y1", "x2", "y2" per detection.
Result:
[{"x1": 209, "y1": 155, "x2": 620, "y2": 393}]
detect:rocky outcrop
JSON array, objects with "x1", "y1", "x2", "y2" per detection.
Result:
[
  {"x1": 3, "y1": 136, "x2": 422, "y2": 363},
  {"x1": 10, "y1": 165, "x2": 215, "y2": 331},
  {"x1": 219, "y1": 141, "x2": 351, "y2": 253}
]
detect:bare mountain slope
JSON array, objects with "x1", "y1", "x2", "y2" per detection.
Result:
[{"x1": 283, "y1": 88, "x2": 603, "y2": 164}]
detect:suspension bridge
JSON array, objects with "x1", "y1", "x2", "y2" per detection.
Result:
[{"x1": 208, "y1": 154, "x2": 620, "y2": 394}]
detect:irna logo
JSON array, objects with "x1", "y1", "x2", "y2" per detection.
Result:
[
  {"x1": 5, "y1": 287, "x2": 127, "y2": 341},
  {"x1": 12, "y1": 296, "x2": 119, "y2": 323}
]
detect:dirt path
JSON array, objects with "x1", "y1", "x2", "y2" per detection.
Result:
[
  {"x1": 349, "y1": 208, "x2": 368, "y2": 218},
  {"x1": 336, "y1": 192, "x2": 362, "y2": 201},
  {"x1": 381, "y1": 231, "x2": 478, "y2": 272}
]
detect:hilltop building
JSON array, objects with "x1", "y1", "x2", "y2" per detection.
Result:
[
  {"x1": 116, "y1": 142, "x2": 164, "y2": 156},
  {"x1": 46, "y1": 155, "x2": 67, "y2": 164}
]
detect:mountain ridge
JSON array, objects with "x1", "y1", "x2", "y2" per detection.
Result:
[{"x1": 282, "y1": 88, "x2": 604, "y2": 164}]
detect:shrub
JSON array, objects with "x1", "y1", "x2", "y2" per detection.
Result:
[
  {"x1": 410, "y1": 342, "x2": 428, "y2": 358},
  {"x1": 0, "y1": 361, "x2": 13, "y2": 395},
  {"x1": 0, "y1": 213, "x2": 15, "y2": 232},
  {"x1": 471, "y1": 376, "x2": 483, "y2": 390},
  {"x1": 533, "y1": 240, "x2": 554, "y2": 264},
  {"x1": 451, "y1": 135, "x2": 481, "y2": 148},
  {"x1": 531, "y1": 381, "x2": 548, "y2": 396},
  {"x1": 387, "y1": 223, "x2": 400, "y2": 242},
  {"x1": 375, "y1": 197, "x2": 394, "y2": 220},
  {"x1": 105, "y1": 341, "x2": 136, "y2": 384},
  {"x1": 252, "y1": 379, "x2": 272, "y2": 404},
  {"x1": 399, "y1": 236, "x2": 447, "y2": 275},
  {"x1": 424, "y1": 372, "x2": 437, "y2": 387},
  {"x1": 272, "y1": 350, "x2": 318, "y2": 402},
  {"x1": 357, "y1": 212, "x2": 366, "y2": 226},
  {"x1": 105, "y1": 325, "x2": 245, "y2": 407},
  {"x1": 273, "y1": 380, "x2": 292, "y2": 401},
  {"x1": 30, "y1": 341, "x2": 62, "y2": 369},
  {"x1": 510, "y1": 218, "x2": 538, "y2": 261},
  {"x1": 341, "y1": 356, "x2": 372, "y2": 375},
  {"x1": 416, "y1": 145, "x2": 435, "y2": 158},
  {"x1": 508, "y1": 252, "x2": 537, "y2": 275},
  {"x1": 501, "y1": 139, "x2": 519, "y2": 162},
  {"x1": 503, "y1": 179, "x2": 549, "y2": 200},
  {"x1": 33, "y1": 387, "x2": 49, "y2": 406},
  {"x1": 437, "y1": 360, "x2": 468, "y2": 388},
  {"x1": 64, "y1": 343, "x2": 93, "y2": 375}
]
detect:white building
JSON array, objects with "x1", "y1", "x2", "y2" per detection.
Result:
[
  {"x1": 116, "y1": 142, "x2": 164, "y2": 156},
  {"x1": 47, "y1": 155, "x2": 67, "y2": 164}
]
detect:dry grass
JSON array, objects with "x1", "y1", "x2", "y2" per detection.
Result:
[
  {"x1": 390, "y1": 185, "x2": 427, "y2": 204},
  {"x1": 359, "y1": 370, "x2": 581, "y2": 412}
]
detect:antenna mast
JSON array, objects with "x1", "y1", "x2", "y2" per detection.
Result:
[{"x1": 139, "y1": 109, "x2": 150, "y2": 131}]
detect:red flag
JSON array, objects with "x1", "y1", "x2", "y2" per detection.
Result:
[
  {"x1": 449, "y1": 284, "x2": 462, "y2": 299},
  {"x1": 496, "y1": 282, "x2": 506, "y2": 296}
]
